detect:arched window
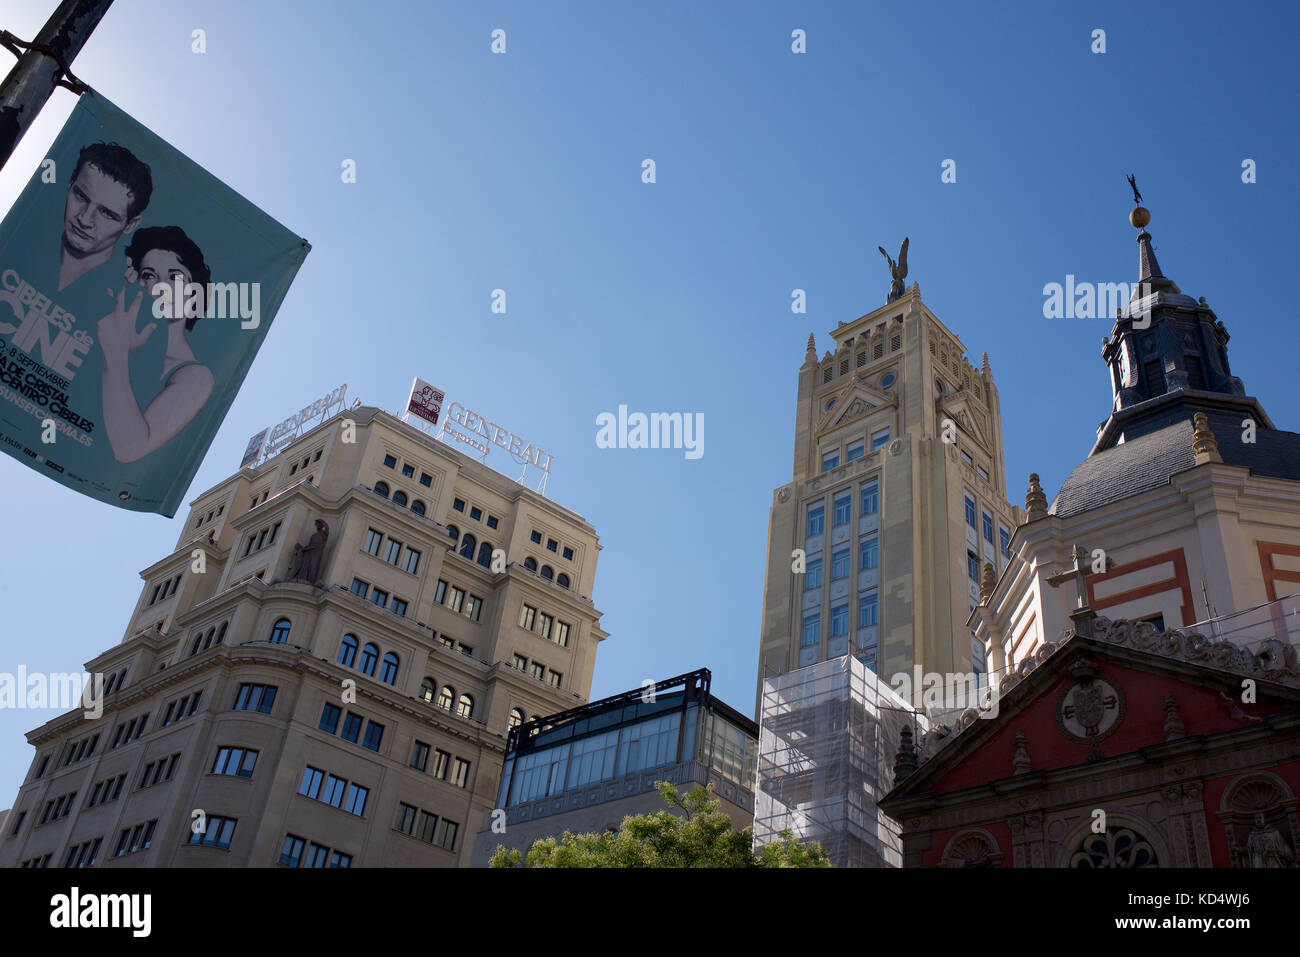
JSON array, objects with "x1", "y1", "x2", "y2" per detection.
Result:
[
  {"x1": 410, "y1": 500, "x2": 426, "y2": 516},
  {"x1": 104, "y1": 673, "x2": 117, "y2": 695},
  {"x1": 215, "y1": 622, "x2": 227, "y2": 645},
  {"x1": 190, "y1": 633, "x2": 203, "y2": 656},
  {"x1": 338, "y1": 634, "x2": 358, "y2": 668},
  {"x1": 459, "y1": 534, "x2": 476, "y2": 559},
  {"x1": 456, "y1": 694, "x2": 475, "y2": 719},
  {"x1": 446, "y1": 525, "x2": 459, "y2": 540},
  {"x1": 508, "y1": 708, "x2": 524, "y2": 730},
  {"x1": 380, "y1": 652, "x2": 399, "y2": 685},
  {"x1": 202, "y1": 626, "x2": 215, "y2": 650},
  {"x1": 420, "y1": 677, "x2": 436, "y2": 703},
  {"x1": 477, "y1": 542, "x2": 494, "y2": 568},
  {"x1": 392, "y1": 490, "x2": 408, "y2": 507},
  {"x1": 436, "y1": 686, "x2": 454, "y2": 711},
  {"x1": 540, "y1": 565, "x2": 554, "y2": 581},
  {"x1": 373, "y1": 481, "x2": 389, "y2": 498},
  {"x1": 359, "y1": 642, "x2": 379, "y2": 677},
  {"x1": 270, "y1": 618, "x2": 291, "y2": 644},
  {"x1": 523, "y1": 557, "x2": 537, "y2": 572},
  {"x1": 557, "y1": 573, "x2": 570, "y2": 589}
]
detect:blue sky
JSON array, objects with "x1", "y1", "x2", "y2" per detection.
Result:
[{"x1": 0, "y1": 0, "x2": 1296, "y2": 800}]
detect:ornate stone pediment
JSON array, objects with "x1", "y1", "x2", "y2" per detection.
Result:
[
  {"x1": 816, "y1": 378, "x2": 897, "y2": 433},
  {"x1": 936, "y1": 393, "x2": 991, "y2": 452}
]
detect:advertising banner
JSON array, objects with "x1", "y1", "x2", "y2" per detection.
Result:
[{"x1": 0, "y1": 91, "x2": 310, "y2": 516}]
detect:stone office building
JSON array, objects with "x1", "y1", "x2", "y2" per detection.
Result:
[{"x1": 1, "y1": 404, "x2": 606, "y2": 868}]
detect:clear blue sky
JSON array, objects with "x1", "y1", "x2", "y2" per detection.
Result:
[{"x1": 0, "y1": 0, "x2": 1296, "y2": 800}]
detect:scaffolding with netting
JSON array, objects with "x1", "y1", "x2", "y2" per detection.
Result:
[{"x1": 752, "y1": 655, "x2": 930, "y2": 868}]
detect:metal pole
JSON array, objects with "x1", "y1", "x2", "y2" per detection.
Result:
[{"x1": 0, "y1": 0, "x2": 114, "y2": 171}]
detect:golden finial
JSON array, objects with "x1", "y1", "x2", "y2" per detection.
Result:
[{"x1": 1128, "y1": 174, "x2": 1150, "y2": 229}]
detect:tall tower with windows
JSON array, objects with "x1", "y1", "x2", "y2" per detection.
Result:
[{"x1": 755, "y1": 282, "x2": 1022, "y2": 705}]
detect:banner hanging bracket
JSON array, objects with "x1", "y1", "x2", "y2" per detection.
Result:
[{"x1": 0, "y1": 29, "x2": 90, "y2": 95}]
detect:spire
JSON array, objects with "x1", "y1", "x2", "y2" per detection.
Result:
[
  {"x1": 893, "y1": 725, "x2": 919, "y2": 784},
  {"x1": 801, "y1": 332, "x2": 817, "y2": 368},
  {"x1": 981, "y1": 351, "x2": 991, "y2": 377},
  {"x1": 1025, "y1": 472, "x2": 1048, "y2": 520},
  {"x1": 1128, "y1": 180, "x2": 1180, "y2": 297}
]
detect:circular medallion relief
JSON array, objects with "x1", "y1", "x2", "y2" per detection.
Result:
[
  {"x1": 881, "y1": 373, "x2": 896, "y2": 389},
  {"x1": 1056, "y1": 672, "x2": 1125, "y2": 744}
]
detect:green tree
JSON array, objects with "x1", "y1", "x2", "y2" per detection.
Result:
[{"x1": 489, "y1": 781, "x2": 831, "y2": 868}]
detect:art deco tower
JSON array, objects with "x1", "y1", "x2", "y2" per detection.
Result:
[{"x1": 755, "y1": 275, "x2": 1022, "y2": 705}]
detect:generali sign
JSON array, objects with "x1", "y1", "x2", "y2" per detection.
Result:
[{"x1": 444, "y1": 401, "x2": 552, "y2": 473}]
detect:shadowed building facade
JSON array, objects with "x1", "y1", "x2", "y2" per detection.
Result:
[{"x1": 1, "y1": 405, "x2": 605, "y2": 868}]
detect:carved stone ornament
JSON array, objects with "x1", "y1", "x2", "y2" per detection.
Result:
[{"x1": 1056, "y1": 658, "x2": 1125, "y2": 753}]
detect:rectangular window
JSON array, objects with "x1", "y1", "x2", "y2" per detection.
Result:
[
  {"x1": 213, "y1": 747, "x2": 258, "y2": 778},
  {"x1": 350, "y1": 578, "x2": 369, "y2": 599},
  {"x1": 410, "y1": 741, "x2": 430, "y2": 771},
  {"x1": 344, "y1": 784, "x2": 368, "y2": 816},
  {"x1": 432, "y1": 750, "x2": 450, "y2": 779},
  {"x1": 554, "y1": 621, "x2": 570, "y2": 647},
  {"x1": 465, "y1": 595, "x2": 482, "y2": 622},
  {"x1": 402, "y1": 548, "x2": 421, "y2": 574},
  {"x1": 549, "y1": 671, "x2": 563, "y2": 689},
  {"x1": 860, "y1": 535, "x2": 879, "y2": 570},
  {"x1": 394, "y1": 803, "x2": 417, "y2": 835},
  {"x1": 801, "y1": 613, "x2": 820, "y2": 648},
  {"x1": 833, "y1": 490, "x2": 851, "y2": 526},
  {"x1": 530, "y1": 530, "x2": 541, "y2": 544},
  {"x1": 487, "y1": 515, "x2": 499, "y2": 529},
  {"x1": 299, "y1": 766, "x2": 324, "y2": 800},
  {"x1": 189, "y1": 816, "x2": 233, "y2": 849},
  {"x1": 451, "y1": 758, "x2": 471, "y2": 788},
  {"x1": 982, "y1": 512, "x2": 994, "y2": 543},
  {"x1": 968, "y1": 551, "x2": 980, "y2": 582},
  {"x1": 319, "y1": 703, "x2": 341, "y2": 734},
  {"x1": 330, "y1": 851, "x2": 352, "y2": 868},
  {"x1": 871, "y1": 428, "x2": 890, "y2": 450},
  {"x1": 234, "y1": 684, "x2": 276, "y2": 714},
  {"x1": 978, "y1": 465, "x2": 991, "y2": 483},
  {"x1": 859, "y1": 592, "x2": 878, "y2": 628},
  {"x1": 453, "y1": 498, "x2": 465, "y2": 512},
  {"x1": 562, "y1": 546, "x2": 574, "y2": 560},
  {"x1": 419, "y1": 472, "x2": 432, "y2": 487},
  {"x1": 470, "y1": 506, "x2": 483, "y2": 522},
  {"x1": 1000, "y1": 527, "x2": 1011, "y2": 560},
  {"x1": 280, "y1": 835, "x2": 305, "y2": 867},
  {"x1": 547, "y1": 538, "x2": 558, "y2": 553},
  {"x1": 401, "y1": 464, "x2": 415, "y2": 478},
  {"x1": 831, "y1": 548, "x2": 849, "y2": 580},
  {"x1": 821, "y1": 450, "x2": 839, "y2": 472},
  {"x1": 964, "y1": 495, "x2": 977, "y2": 527},
  {"x1": 961, "y1": 450, "x2": 974, "y2": 468},
  {"x1": 806, "y1": 503, "x2": 825, "y2": 537},
  {"x1": 530, "y1": 662, "x2": 545, "y2": 680},
  {"x1": 537, "y1": 612, "x2": 554, "y2": 640},
  {"x1": 321, "y1": 774, "x2": 347, "y2": 807},
  {"x1": 846, "y1": 439, "x2": 865, "y2": 461},
  {"x1": 341, "y1": 713, "x2": 363, "y2": 743},
  {"x1": 830, "y1": 602, "x2": 849, "y2": 637},
  {"x1": 519, "y1": 605, "x2": 536, "y2": 630},
  {"x1": 513, "y1": 654, "x2": 528, "y2": 671},
  {"x1": 363, "y1": 529, "x2": 383, "y2": 556},
  {"x1": 435, "y1": 818, "x2": 458, "y2": 851},
  {"x1": 369, "y1": 588, "x2": 388, "y2": 608},
  {"x1": 383, "y1": 454, "x2": 397, "y2": 469},
  {"x1": 383, "y1": 540, "x2": 403, "y2": 564},
  {"x1": 391, "y1": 598, "x2": 408, "y2": 617},
  {"x1": 362, "y1": 721, "x2": 384, "y2": 752},
  {"x1": 861, "y1": 480, "x2": 879, "y2": 515},
  {"x1": 447, "y1": 587, "x2": 465, "y2": 613},
  {"x1": 417, "y1": 810, "x2": 439, "y2": 843},
  {"x1": 434, "y1": 580, "x2": 447, "y2": 604}
]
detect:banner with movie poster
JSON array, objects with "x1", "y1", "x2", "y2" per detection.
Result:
[{"x1": 0, "y1": 91, "x2": 309, "y2": 516}]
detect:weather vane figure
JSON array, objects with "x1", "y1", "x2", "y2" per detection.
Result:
[{"x1": 878, "y1": 237, "x2": 909, "y2": 303}]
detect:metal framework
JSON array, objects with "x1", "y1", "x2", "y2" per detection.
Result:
[{"x1": 753, "y1": 655, "x2": 928, "y2": 868}]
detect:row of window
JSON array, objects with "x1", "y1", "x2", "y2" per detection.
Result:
[
  {"x1": 409, "y1": 740, "x2": 472, "y2": 787},
  {"x1": 512, "y1": 653, "x2": 564, "y2": 689},
  {"x1": 807, "y1": 480, "x2": 880, "y2": 537},
  {"x1": 452, "y1": 530, "x2": 497, "y2": 569},
  {"x1": 188, "y1": 815, "x2": 234, "y2": 850},
  {"x1": 337, "y1": 633, "x2": 401, "y2": 684},
  {"x1": 18, "y1": 854, "x2": 51, "y2": 868},
  {"x1": 102, "y1": 668, "x2": 129, "y2": 696},
  {"x1": 288, "y1": 447, "x2": 323, "y2": 477},
  {"x1": 349, "y1": 578, "x2": 411, "y2": 618},
  {"x1": 518, "y1": 604, "x2": 571, "y2": 647},
  {"x1": 433, "y1": 578, "x2": 483, "y2": 622},
  {"x1": 147, "y1": 573, "x2": 183, "y2": 606},
  {"x1": 452, "y1": 496, "x2": 499, "y2": 530},
  {"x1": 63, "y1": 836, "x2": 102, "y2": 868},
  {"x1": 38, "y1": 789, "x2": 78, "y2": 825},
  {"x1": 964, "y1": 493, "x2": 1013, "y2": 561},
  {"x1": 110, "y1": 712, "x2": 150, "y2": 749},
  {"x1": 248, "y1": 487, "x2": 271, "y2": 509},
  {"x1": 362, "y1": 527, "x2": 422, "y2": 574},
  {"x1": 161, "y1": 689, "x2": 202, "y2": 727},
  {"x1": 520, "y1": 557, "x2": 569, "y2": 588},
  {"x1": 192, "y1": 503, "x2": 225, "y2": 529},
  {"x1": 62, "y1": 732, "x2": 99, "y2": 768},
  {"x1": 234, "y1": 683, "x2": 277, "y2": 714},
  {"x1": 280, "y1": 833, "x2": 352, "y2": 868},
  {"x1": 319, "y1": 704, "x2": 385, "y2": 751},
  {"x1": 417, "y1": 679, "x2": 476, "y2": 719},
  {"x1": 382, "y1": 452, "x2": 434, "y2": 488},
  {"x1": 189, "y1": 622, "x2": 228, "y2": 656},
  {"x1": 822, "y1": 323, "x2": 902, "y2": 385},
  {"x1": 115, "y1": 819, "x2": 156, "y2": 857},
  {"x1": 434, "y1": 633, "x2": 474, "y2": 657},
  {"x1": 802, "y1": 591, "x2": 880, "y2": 643},
  {"x1": 804, "y1": 535, "x2": 878, "y2": 589},
  {"x1": 138, "y1": 753, "x2": 181, "y2": 791},
  {"x1": 87, "y1": 772, "x2": 127, "y2": 809},
  {"x1": 298, "y1": 765, "x2": 370, "y2": 816},
  {"x1": 212, "y1": 746, "x2": 258, "y2": 778},
  {"x1": 371, "y1": 481, "x2": 427, "y2": 516},
  {"x1": 243, "y1": 520, "x2": 281, "y2": 557},
  {"x1": 821, "y1": 430, "x2": 890, "y2": 473},
  {"x1": 529, "y1": 528, "x2": 575, "y2": 562},
  {"x1": 393, "y1": 801, "x2": 459, "y2": 851}
]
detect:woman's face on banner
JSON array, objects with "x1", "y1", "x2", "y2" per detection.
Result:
[{"x1": 135, "y1": 249, "x2": 192, "y2": 321}]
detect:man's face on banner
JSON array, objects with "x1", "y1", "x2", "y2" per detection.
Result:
[{"x1": 63, "y1": 162, "x2": 141, "y2": 258}]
